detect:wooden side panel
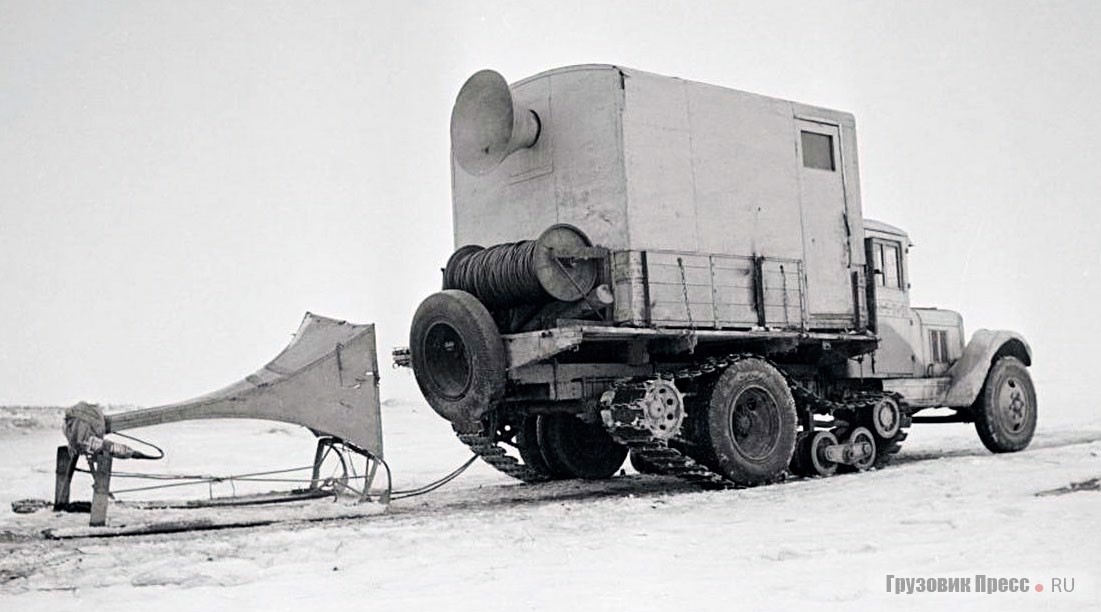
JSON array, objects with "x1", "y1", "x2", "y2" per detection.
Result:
[
  {"x1": 645, "y1": 251, "x2": 715, "y2": 327},
  {"x1": 761, "y1": 259, "x2": 805, "y2": 329},
  {"x1": 711, "y1": 256, "x2": 804, "y2": 329},
  {"x1": 711, "y1": 255, "x2": 757, "y2": 327},
  {"x1": 614, "y1": 249, "x2": 806, "y2": 330}
]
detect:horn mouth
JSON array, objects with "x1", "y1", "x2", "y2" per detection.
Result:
[{"x1": 450, "y1": 69, "x2": 540, "y2": 175}]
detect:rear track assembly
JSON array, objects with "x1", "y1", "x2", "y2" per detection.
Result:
[{"x1": 454, "y1": 353, "x2": 912, "y2": 488}]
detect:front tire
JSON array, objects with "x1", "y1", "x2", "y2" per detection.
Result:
[
  {"x1": 974, "y1": 356, "x2": 1037, "y2": 453},
  {"x1": 697, "y1": 358, "x2": 798, "y2": 485}
]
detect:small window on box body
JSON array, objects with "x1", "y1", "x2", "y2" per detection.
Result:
[{"x1": 801, "y1": 131, "x2": 835, "y2": 171}]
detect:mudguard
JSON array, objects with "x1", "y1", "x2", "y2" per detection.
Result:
[{"x1": 942, "y1": 329, "x2": 1032, "y2": 408}]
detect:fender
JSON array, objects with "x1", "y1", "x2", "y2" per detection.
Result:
[{"x1": 942, "y1": 329, "x2": 1032, "y2": 408}]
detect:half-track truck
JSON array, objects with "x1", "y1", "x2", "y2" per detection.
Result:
[{"x1": 405, "y1": 65, "x2": 1036, "y2": 486}]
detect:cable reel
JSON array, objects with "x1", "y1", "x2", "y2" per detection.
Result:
[{"x1": 443, "y1": 224, "x2": 604, "y2": 307}]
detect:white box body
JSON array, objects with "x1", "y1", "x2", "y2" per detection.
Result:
[{"x1": 452, "y1": 65, "x2": 868, "y2": 330}]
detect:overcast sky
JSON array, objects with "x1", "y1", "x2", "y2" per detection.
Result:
[{"x1": 2, "y1": 1, "x2": 1099, "y2": 407}]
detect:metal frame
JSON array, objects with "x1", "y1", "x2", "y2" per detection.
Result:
[
  {"x1": 503, "y1": 324, "x2": 878, "y2": 372},
  {"x1": 54, "y1": 436, "x2": 388, "y2": 527}
]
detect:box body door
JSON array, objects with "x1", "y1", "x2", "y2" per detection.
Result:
[{"x1": 796, "y1": 119, "x2": 856, "y2": 325}]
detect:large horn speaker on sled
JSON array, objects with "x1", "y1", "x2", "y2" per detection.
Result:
[
  {"x1": 104, "y1": 313, "x2": 383, "y2": 456},
  {"x1": 451, "y1": 69, "x2": 541, "y2": 175},
  {"x1": 54, "y1": 313, "x2": 384, "y2": 527}
]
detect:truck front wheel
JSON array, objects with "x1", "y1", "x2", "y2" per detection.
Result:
[{"x1": 974, "y1": 356, "x2": 1037, "y2": 453}]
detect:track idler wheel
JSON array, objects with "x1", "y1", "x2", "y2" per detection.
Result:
[
  {"x1": 870, "y1": 395, "x2": 903, "y2": 439},
  {"x1": 410, "y1": 290, "x2": 506, "y2": 425},
  {"x1": 538, "y1": 413, "x2": 628, "y2": 480}
]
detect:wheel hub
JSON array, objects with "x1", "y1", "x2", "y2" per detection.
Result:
[
  {"x1": 422, "y1": 321, "x2": 473, "y2": 400},
  {"x1": 728, "y1": 386, "x2": 781, "y2": 461},
  {"x1": 1000, "y1": 377, "x2": 1028, "y2": 432}
]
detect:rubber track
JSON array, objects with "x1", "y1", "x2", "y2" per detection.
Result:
[
  {"x1": 454, "y1": 429, "x2": 551, "y2": 484},
  {"x1": 606, "y1": 426, "x2": 737, "y2": 490}
]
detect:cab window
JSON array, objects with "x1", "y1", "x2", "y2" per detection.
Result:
[{"x1": 874, "y1": 240, "x2": 903, "y2": 289}]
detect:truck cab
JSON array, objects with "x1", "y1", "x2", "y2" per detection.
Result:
[
  {"x1": 858, "y1": 219, "x2": 965, "y2": 381},
  {"x1": 852, "y1": 219, "x2": 1031, "y2": 419}
]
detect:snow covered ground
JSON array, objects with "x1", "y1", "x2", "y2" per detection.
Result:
[{"x1": 1, "y1": 380, "x2": 1098, "y2": 611}]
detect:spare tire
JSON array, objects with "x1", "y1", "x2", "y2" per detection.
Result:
[{"x1": 410, "y1": 290, "x2": 506, "y2": 425}]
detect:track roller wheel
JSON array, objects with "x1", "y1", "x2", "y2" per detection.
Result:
[
  {"x1": 792, "y1": 430, "x2": 839, "y2": 477},
  {"x1": 840, "y1": 426, "x2": 877, "y2": 472}
]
